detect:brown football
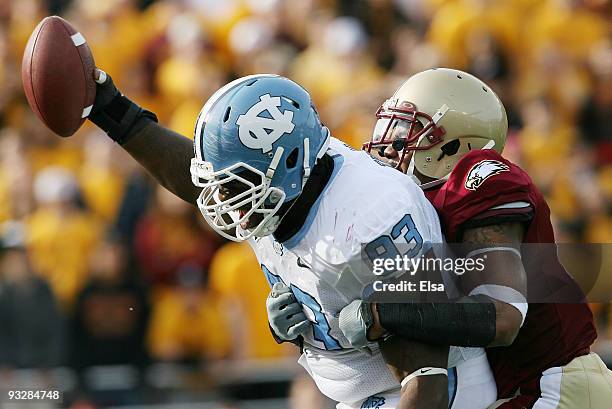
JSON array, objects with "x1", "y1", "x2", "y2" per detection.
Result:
[{"x1": 22, "y1": 16, "x2": 96, "y2": 137}]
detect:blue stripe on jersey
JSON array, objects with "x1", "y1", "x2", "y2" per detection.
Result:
[
  {"x1": 260, "y1": 263, "x2": 342, "y2": 350},
  {"x1": 283, "y1": 154, "x2": 344, "y2": 249},
  {"x1": 262, "y1": 264, "x2": 282, "y2": 287},
  {"x1": 448, "y1": 366, "x2": 458, "y2": 408}
]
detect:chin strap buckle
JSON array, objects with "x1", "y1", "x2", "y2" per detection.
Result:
[
  {"x1": 266, "y1": 147, "x2": 284, "y2": 180},
  {"x1": 302, "y1": 138, "x2": 311, "y2": 187},
  {"x1": 432, "y1": 104, "x2": 449, "y2": 124}
]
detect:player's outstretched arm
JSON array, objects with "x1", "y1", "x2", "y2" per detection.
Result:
[
  {"x1": 122, "y1": 121, "x2": 200, "y2": 204},
  {"x1": 89, "y1": 69, "x2": 200, "y2": 204}
]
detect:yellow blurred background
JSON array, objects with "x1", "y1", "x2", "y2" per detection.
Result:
[{"x1": 0, "y1": 0, "x2": 610, "y2": 408}]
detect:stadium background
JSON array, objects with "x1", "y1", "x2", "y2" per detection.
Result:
[{"x1": 0, "y1": 0, "x2": 610, "y2": 408}]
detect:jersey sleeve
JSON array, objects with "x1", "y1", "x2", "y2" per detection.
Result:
[{"x1": 434, "y1": 149, "x2": 536, "y2": 240}]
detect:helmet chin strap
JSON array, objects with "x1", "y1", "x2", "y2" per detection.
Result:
[
  {"x1": 238, "y1": 146, "x2": 285, "y2": 238},
  {"x1": 406, "y1": 155, "x2": 415, "y2": 175},
  {"x1": 406, "y1": 125, "x2": 431, "y2": 177},
  {"x1": 266, "y1": 146, "x2": 285, "y2": 180},
  {"x1": 407, "y1": 129, "x2": 449, "y2": 188},
  {"x1": 483, "y1": 140, "x2": 496, "y2": 150},
  {"x1": 410, "y1": 103, "x2": 449, "y2": 180},
  {"x1": 405, "y1": 104, "x2": 447, "y2": 176},
  {"x1": 256, "y1": 128, "x2": 332, "y2": 237},
  {"x1": 256, "y1": 214, "x2": 280, "y2": 237},
  {"x1": 419, "y1": 176, "x2": 448, "y2": 190},
  {"x1": 302, "y1": 137, "x2": 311, "y2": 187},
  {"x1": 302, "y1": 127, "x2": 330, "y2": 188}
]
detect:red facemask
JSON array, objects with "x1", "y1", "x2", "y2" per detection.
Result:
[{"x1": 363, "y1": 99, "x2": 446, "y2": 171}]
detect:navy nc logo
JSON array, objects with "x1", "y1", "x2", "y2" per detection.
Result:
[{"x1": 361, "y1": 396, "x2": 386, "y2": 409}]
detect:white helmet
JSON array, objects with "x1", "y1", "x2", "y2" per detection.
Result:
[{"x1": 364, "y1": 68, "x2": 508, "y2": 179}]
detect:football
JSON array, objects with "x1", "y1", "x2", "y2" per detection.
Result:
[{"x1": 21, "y1": 16, "x2": 96, "y2": 137}]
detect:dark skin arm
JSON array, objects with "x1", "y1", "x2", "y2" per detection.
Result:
[
  {"x1": 364, "y1": 223, "x2": 525, "y2": 406},
  {"x1": 90, "y1": 68, "x2": 199, "y2": 205},
  {"x1": 369, "y1": 221, "x2": 527, "y2": 347},
  {"x1": 380, "y1": 337, "x2": 448, "y2": 409},
  {"x1": 122, "y1": 121, "x2": 199, "y2": 204},
  {"x1": 398, "y1": 376, "x2": 448, "y2": 409},
  {"x1": 461, "y1": 221, "x2": 527, "y2": 346},
  {"x1": 376, "y1": 249, "x2": 448, "y2": 408}
]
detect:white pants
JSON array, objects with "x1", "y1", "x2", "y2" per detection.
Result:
[
  {"x1": 338, "y1": 353, "x2": 497, "y2": 409},
  {"x1": 487, "y1": 353, "x2": 612, "y2": 409}
]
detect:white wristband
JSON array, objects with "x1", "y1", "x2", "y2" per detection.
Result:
[
  {"x1": 95, "y1": 69, "x2": 107, "y2": 84},
  {"x1": 469, "y1": 284, "x2": 528, "y2": 327},
  {"x1": 401, "y1": 367, "x2": 448, "y2": 388},
  {"x1": 465, "y1": 246, "x2": 522, "y2": 259}
]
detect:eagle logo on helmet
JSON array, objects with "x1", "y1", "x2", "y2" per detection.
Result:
[
  {"x1": 465, "y1": 160, "x2": 509, "y2": 190},
  {"x1": 236, "y1": 94, "x2": 295, "y2": 153}
]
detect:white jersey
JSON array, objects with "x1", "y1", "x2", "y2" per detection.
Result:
[{"x1": 248, "y1": 138, "x2": 488, "y2": 405}]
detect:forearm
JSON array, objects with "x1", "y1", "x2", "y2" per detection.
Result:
[
  {"x1": 122, "y1": 120, "x2": 200, "y2": 204},
  {"x1": 378, "y1": 335, "x2": 448, "y2": 409},
  {"x1": 87, "y1": 69, "x2": 200, "y2": 205},
  {"x1": 397, "y1": 376, "x2": 448, "y2": 409},
  {"x1": 380, "y1": 336, "x2": 448, "y2": 376},
  {"x1": 374, "y1": 223, "x2": 528, "y2": 348},
  {"x1": 375, "y1": 295, "x2": 497, "y2": 347}
]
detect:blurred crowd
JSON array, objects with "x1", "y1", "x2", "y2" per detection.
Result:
[{"x1": 0, "y1": 0, "x2": 610, "y2": 401}]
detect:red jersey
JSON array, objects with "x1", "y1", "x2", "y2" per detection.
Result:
[{"x1": 423, "y1": 149, "x2": 597, "y2": 402}]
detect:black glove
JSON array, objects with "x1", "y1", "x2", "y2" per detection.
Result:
[{"x1": 88, "y1": 69, "x2": 158, "y2": 145}]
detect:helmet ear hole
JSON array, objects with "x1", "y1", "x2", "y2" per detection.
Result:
[
  {"x1": 286, "y1": 148, "x2": 299, "y2": 168},
  {"x1": 283, "y1": 97, "x2": 300, "y2": 109},
  {"x1": 223, "y1": 107, "x2": 232, "y2": 123},
  {"x1": 439, "y1": 139, "x2": 460, "y2": 159}
]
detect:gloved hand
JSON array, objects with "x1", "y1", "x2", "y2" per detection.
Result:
[
  {"x1": 267, "y1": 282, "x2": 311, "y2": 341},
  {"x1": 88, "y1": 68, "x2": 157, "y2": 144},
  {"x1": 338, "y1": 299, "x2": 374, "y2": 348}
]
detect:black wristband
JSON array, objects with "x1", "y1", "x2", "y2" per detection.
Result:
[
  {"x1": 268, "y1": 324, "x2": 304, "y2": 351},
  {"x1": 377, "y1": 295, "x2": 496, "y2": 347},
  {"x1": 88, "y1": 72, "x2": 158, "y2": 145},
  {"x1": 89, "y1": 95, "x2": 157, "y2": 145}
]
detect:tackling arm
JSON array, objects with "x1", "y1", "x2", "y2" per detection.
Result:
[
  {"x1": 371, "y1": 249, "x2": 450, "y2": 408},
  {"x1": 379, "y1": 337, "x2": 449, "y2": 409},
  {"x1": 460, "y1": 221, "x2": 527, "y2": 346},
  {"x1": 369, "y1": 221, "x2": 527, "y2": 348}
]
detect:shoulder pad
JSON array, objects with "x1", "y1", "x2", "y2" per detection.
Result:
[{"x1": 434, "y1": 150, "x2": 537, "y2": 240}]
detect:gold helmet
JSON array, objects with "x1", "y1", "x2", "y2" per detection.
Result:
[{"x1": 364, "y1": 68, "x2": 508, "y2": 179}]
